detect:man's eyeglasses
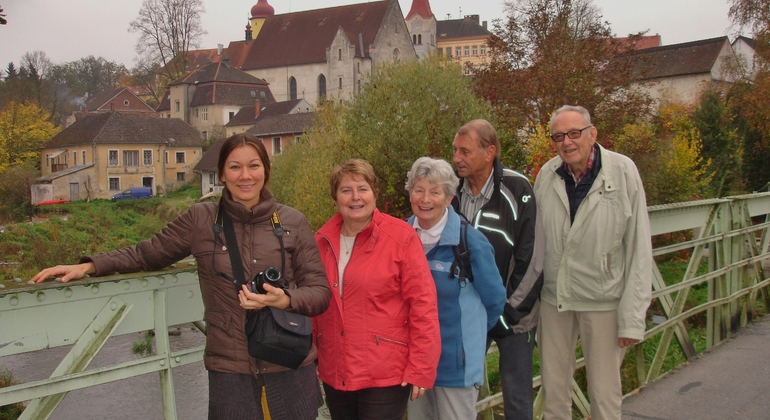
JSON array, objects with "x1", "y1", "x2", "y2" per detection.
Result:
[{"x1": 550, "y1": 125, "x2": 592, "y2": 142}]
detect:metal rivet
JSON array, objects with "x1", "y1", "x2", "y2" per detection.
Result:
[
  {"x1": 93, "y1": 326, "x2": 101, "y2": 333},
  {"x1": 141, "y1": 279, "x2": 149, "y2": 287},
  {"x1": 111, "y1": 302, "x2": 118, "y2": 310},
  {"x1": 123, "y1": 281, "x2": 131, "y2": 290},
  {"x1": 187, "y1": 291, "x2": 194, "y2": 298},
  {"x1": 91, "y1": 285, "x2": 100, "y2": 294},
  {"x1": 9, "y1": 296, "x2": 18, "y2": 306},
  {"x1": 36, "y1": 292, "x2": 45, "y2": 302},
  {"x1": 175, "y1": 357, "x2": 181, "y2": 363},
  {"x1": 64, "y1": 288, "x2": 73, "y2": 298},
  {"x1": 159, "y1": 278, "x2": 165, "y2": 285}
]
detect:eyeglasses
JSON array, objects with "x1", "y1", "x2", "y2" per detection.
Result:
[{"x1": 550, "y1": 125, "x2": 592, "y2": 142}]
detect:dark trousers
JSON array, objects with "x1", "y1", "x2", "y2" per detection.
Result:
[
  {"x1": 489, "y1": 328, "x2": 536, "y2": 420},
  {"x1": 208, "y1": 365, "x2": 323, "y2": 420},
  {"x1": 323, "y1": 383, "x2": 411, "y2": 420}
]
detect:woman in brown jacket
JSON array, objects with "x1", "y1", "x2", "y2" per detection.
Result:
[{"x1": 31, "y1": 134, "x2": 331, "y2": 420}]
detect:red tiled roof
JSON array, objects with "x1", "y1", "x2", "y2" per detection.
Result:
[
  {"x1": 234, "y1": 1, "x2": 391, "y2": 70},
  {"x1": 628, "y1": 36, "x2": 730, "y2": 80},
  {"x1": 245, "y1": 112, "x2": 316, "y2": 137},
  {"x1": 436, "y1": 17, "x2": 490, "y2": 40},
  {"x1": 83, "y1": 88, "x2": 154, "y2": 112},
  {"x1": 189, "y1": 83, "x2": 275, "y2": 107},
  {"x1": 226, "y1": 99, "x2": 308, "y2": 127},
  {"x1": 406, "y1": 0, "x2": 433, "y2": 19},
  {"x1": 168, "y1": 61, "x2": 268, "y2": 86},
  {"x1": 615, "y1": 35, "x2": 662, "y2": 51},
  {"x1": 44, "y1": 112, "x2": 203, "y2": 148}
]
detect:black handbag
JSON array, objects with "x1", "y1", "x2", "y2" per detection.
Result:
[
  {"x1": 244, "y1": 306, "x2": 313, "y2": 369},
  {"x1": 213, "y1": 199, "x2": 313, "y2": 369}
]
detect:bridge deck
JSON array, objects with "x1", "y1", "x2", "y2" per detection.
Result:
[{"x1": 622, "y1": 314, "x2": 770, "y2": 419}]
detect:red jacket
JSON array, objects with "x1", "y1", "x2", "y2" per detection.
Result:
[{"x1": 314, "y1": 209, "x2": 440, "y2": 391}]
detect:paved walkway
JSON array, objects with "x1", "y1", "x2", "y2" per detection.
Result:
[{"x1": 622, "y1": 314, "x2": 770, "y2": 420}]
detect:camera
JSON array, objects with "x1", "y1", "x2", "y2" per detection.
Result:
[{"x1": 246, "y1": 266, "x2": 283, "y2": 294}]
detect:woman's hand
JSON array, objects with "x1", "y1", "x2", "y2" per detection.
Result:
[
  {"x1": 402, "y1": 382, "x2": 428, "y2": 400},
  {"x1": 30, "y1": 262, "x2": 96, "y2": 284},
  {"x1": 238, "y1": 283, "x2": 291, "y2": 311}
]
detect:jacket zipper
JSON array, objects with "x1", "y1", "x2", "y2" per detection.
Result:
[{"x1": 375, "y1": 335, "x2": 408, "y2": 346}]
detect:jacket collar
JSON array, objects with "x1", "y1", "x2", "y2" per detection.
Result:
[
  {"x1": 222, "y1": 187, "x2": 276, "y2": 223},
  {"x1": 406, "y1": 206, "x2": 462, "y2": 247}
]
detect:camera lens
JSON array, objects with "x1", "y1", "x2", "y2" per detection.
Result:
[{"x1": 264, "y1": 267, "x2": 281, "y2": 282}]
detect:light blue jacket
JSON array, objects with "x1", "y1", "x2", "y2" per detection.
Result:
[{"x1": 407, "y1": 207, "x2": 506, "y2": 388}]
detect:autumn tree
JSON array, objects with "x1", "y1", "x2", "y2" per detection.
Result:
[
  {"x1": 48, "y1": 56, "x2": 129, "y2": 99},
  {"x1": 0, "y1": 160, "x2": 38, "y2": 222},
  {"x1": 272, "y1": 56, "x2": 501, "y2": 225},
  {"x1": 475, "y1": 0, "x2": 652, "y2": 147},
  {"x1": 270, "y1": 102, "x2": 348, "y2": 230},
  {"x1": 0, "y1": 101, "x2": 59, "y2": 172},
  {"x1": 693, "y1": 90, "x2": 741, "y2": 196},
  {"x1": 614, "y1": 103, "x2": 711, "y2": 205},
  {"x1": 129, "y1": 0, "x2": 206, "y2": 82},
  {"x1": 727, "y1": 0, "x2": 770, "y2": 191}
]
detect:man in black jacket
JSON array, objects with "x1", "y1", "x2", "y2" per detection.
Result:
[{"x1": 451, "y1": 119, "x2": 544, "y2": 420}]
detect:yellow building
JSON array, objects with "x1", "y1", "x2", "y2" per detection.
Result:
[
  {"x1": 35, "y1": 112, "x2": 203, "y2": 203},
  {"x1": 435, "y1": 15, "x2": 492, "y2": 75}
]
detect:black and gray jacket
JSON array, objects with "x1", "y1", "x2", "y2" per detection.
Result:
[{"x1": 452, "y1": 158, "x2": 545, "y2": 333}]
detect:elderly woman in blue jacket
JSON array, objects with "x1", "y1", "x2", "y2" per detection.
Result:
[{"x1": 405, "y1": 157, "x2": 506, "y2": 420}]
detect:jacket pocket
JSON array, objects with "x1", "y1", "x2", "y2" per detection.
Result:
[
  {"x1": 369, "y1": 334, "x2": 409, "y2": 380},
  {"x1": 204, "y1": 310, "x2": 240, "y2": 361}
]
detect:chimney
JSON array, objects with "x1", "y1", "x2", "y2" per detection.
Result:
[
  {"x1": 483, "y1": 21, "x2": 487, "y2": 30},
  {"x1": 217, "y1": 44, "x2": 224, "y2": 55},
  {"x1": 255, "y1": 99, "x2": 261, "y2": 118}
]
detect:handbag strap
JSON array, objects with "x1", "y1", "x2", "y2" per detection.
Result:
[{"x1": 213, "y1": 197, "x2": 286, "y2": 289}]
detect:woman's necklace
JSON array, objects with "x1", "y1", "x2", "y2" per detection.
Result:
[{"x1": 341, "y1": 235, "x2": 355, "y2": 255}]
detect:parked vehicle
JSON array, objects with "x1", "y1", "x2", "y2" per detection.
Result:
[{"x1": 111, "y1": 187, "x2": 153, "y2": 201}]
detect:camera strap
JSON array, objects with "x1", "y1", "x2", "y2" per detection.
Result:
[{"x1": 213, "y1": 197, "x2": 286, "y2": 290}]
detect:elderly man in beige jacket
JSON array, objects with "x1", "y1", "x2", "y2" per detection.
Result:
[{"x1": 533, "y1": 105, "x2": 652, "y2": 420}]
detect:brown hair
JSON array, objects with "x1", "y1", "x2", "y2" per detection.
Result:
[
  {"x1": 217, "y1": 133, "x2": 271, "y2": 186},
  {"x1": 456, "y1": 119, "x2": 501, "y2": 157},
  {"x1": 329, "y1": 159, "x2": 379, "y2": 201}
]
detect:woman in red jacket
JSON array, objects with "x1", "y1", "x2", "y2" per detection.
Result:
[{"x1": 315, "y1": 159, "x2": 440, "y2": 420}]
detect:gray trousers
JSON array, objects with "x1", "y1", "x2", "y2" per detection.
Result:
[{"x1": 407, "y1": 386, "x2": 480, "y2": 420}]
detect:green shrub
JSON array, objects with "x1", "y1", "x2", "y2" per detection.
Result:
[{"x1": 0, "y1": 368, "x2": 25, "y2": 419}]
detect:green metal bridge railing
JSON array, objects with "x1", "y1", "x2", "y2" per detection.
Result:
[{"x1": 3, "y1": 193, "x2": 770, "y2": 419}]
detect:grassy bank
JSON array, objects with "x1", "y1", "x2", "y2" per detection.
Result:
[{"x1": 0, "y1": 184, "x2": 203, "y2": 282}]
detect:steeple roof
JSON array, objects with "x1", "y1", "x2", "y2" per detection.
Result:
[
  {"x1": 251, "y1": 0, "x2": 274, "y2": 18},
  {"x1": 406, "y1": 0, "x2": 433, "y2": 19}
]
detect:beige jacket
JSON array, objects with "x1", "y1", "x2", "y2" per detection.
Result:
[{"x1": 533, "y1": 145, "x2": 652, "y2": 340}]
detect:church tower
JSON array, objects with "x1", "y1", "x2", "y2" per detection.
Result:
[
  {"x1": 405, "y1": 0, "x2": 437, "y2": 58},
  {"x1": 249, "y1": 0, "x2": 275, "y2": 39}
]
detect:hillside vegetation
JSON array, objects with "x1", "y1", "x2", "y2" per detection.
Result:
[{"x1": 0, "y1": 184, "x2": 205, "y2": 282}]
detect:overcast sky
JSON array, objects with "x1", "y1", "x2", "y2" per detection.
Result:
[{"x1": 1, "y1": 0, "x2": 735, "y2": 71}]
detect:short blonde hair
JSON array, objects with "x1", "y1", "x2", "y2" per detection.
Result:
[{"x1": 329, "y1": 159, "x2": 379, "y2": 201}]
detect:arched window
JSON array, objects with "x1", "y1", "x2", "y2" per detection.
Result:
[
  {"x1": 413, "y1": 34, "x2": 417, "y2": 44},
  {"x1": 289, "y1": 77, "x2": 297, "y2": 100},
  {"x1": 418, "y1": 34, "x2": 422, "y2": 45},
  {"x1": 318, "y1": 74, "x2": 327, "y2": 100}
]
